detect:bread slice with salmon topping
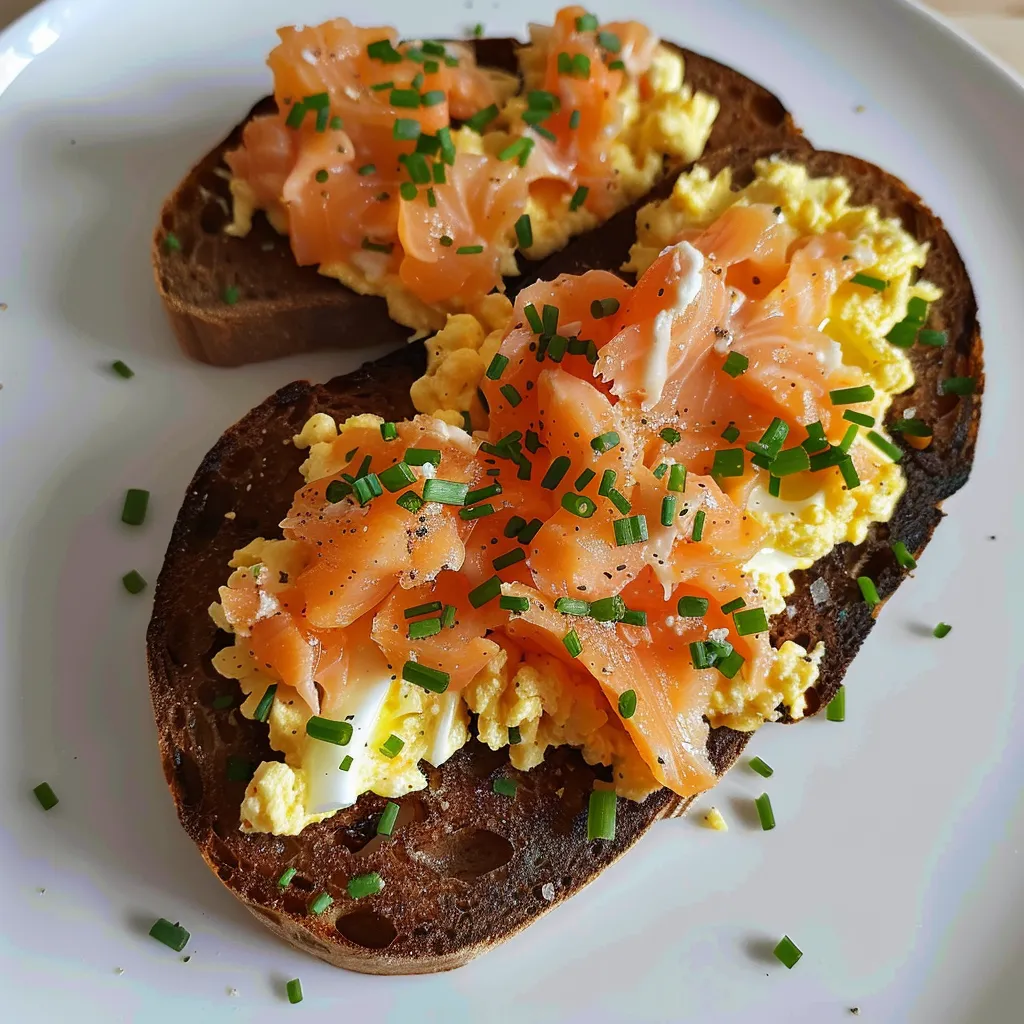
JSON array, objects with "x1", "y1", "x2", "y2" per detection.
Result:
[
  {"x1": 152, "y1": 36, "x2": 802, "y2": 367},
  {"x1": 146, "y1": 141, "x2": 981, "y2": 974}
]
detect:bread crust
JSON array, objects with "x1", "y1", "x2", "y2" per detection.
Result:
[
  {"x1": 151, "y1": 40, "x2": 802, "y2": 366},
  {"x1": 146, "y1": 144, "x2": 981, "y2": 974}
]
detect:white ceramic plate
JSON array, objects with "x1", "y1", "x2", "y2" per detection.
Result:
[{"x1": 1, "y1": 1, "x2": 1021, "y2": 1020}]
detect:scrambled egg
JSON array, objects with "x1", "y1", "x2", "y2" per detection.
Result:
[
  {"x1": 627, "y1": 155, "x2": 938, "y2": 639},
  {"x1": 703, "y1": 807, "x2": 728, "y2": 831},
  {"x1": 227, "y1": 44, "x2": 717, "y2": 335}
]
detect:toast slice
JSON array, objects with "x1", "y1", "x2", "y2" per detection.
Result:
[
  {"x1": 152, "y1": 38, "x2": 802, "y2": 367},
  {"x1": 146, "y1": 143, "x2": 982, "y2": 974}
]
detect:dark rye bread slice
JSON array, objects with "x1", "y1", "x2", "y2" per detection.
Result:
[
  {"x1": 146, "y1": 145, "x2": 982, "y2": 974},
  {"x1": 152, "y1": 38, "x2": 801, "y2": 366}
]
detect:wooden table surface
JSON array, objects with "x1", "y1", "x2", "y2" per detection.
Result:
[{"x1": 1, "y1": 0, "x2": 1021, "y2": 71}]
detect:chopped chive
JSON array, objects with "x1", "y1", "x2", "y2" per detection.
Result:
[
  {"x1": 891, "y1": 541, "x2": 917, "y2": 570},
  {"x1": 933, "y1": 622, "x2": 952, "y2": 638},
  {"x1": 829, "y1": 384, "x2": 875, "y2": 405},
  {"x1": 379, "y1": 734, "x2": 404, "y2": 759},
  {"x1": 408, "y1": 616, "x2": 442, "y2": 640},
  {"x1": 569, "y1": 109, "x2": 581, "y2": 129},
  {"x1": 918, "y1": 329, "x2": 947, "y2": 347},
  {"x1": 338, "y1": 755, "x2": 353, "y2": 771},
  {"x1": 347, "y1": 873, "x2": 384, "y2": 899},
  {"x1": 774, "y1": 936, "x2": 802, "y2": 969},
  {"x1": 712, "y1": 448, "x2": 745, "y2": 478},
  {"x1": 677, "y1": 596, "x2": 709, "y2": 617},
  {"x1": 352, "y1": 474, "x2": 383, "y2": 506},
  {"x1": 357, "y1": 163, "x2": 377, "y2": 176},
  {"x1": 838, "y1": 424, "x2": 859, "y2": 453},
  {"x1": 405, "y1": 447, "x2": 441, "y2": 467},
  {"x1": 716, "y1": 648, "x2": 745, "y2": 679},
  {"x1": 508, "y1": 724, "x2": 522, "y2": 744},
  {"x1": 277, "y1": 867, "x2": 297, "y2": 888},
  {"x1": 314, "y1": 168, "x2": 329, "y2": 184},
  {"x1": 561, "y1": 492, "x2": 598, "y2": 518},
  {"x1": 755, "y1": 792, "x2": 775, "y2": 831},
  {"x1": 111, "y1": 359, "x2": 134, "y2": 379},
  {"x1": 465, "y1": 482, "x2": 502, "y2": 505},
  {"x1": 492, "y1": 777, "x2": 517, "y2": 798},
  {"x1": 590, "y1": 297, "x2": 620, "y2": 319},
  {"x1": 571, "y1": 53, "x2": 591, "y2": 77},
  {"x1": 504, "y1": 516, "x2": 527, "y2": 539},
  {"x1": 563, "y1": 628, "x2": 583, "y2": 658},
  {"x1": 517, "y1": 518, "x2": 543, "y2": 543},
  {"x1": 211, "y1": 693, "x2": 235, "y2": 710},
  {"x1": 800, "y1": 421, "x2": 829, "y2": 454},
  {"x1": 378, "y1": 462, "x2": 415, "y2": 492},
  {"x1": 598, "y1": 469, "x2": 617, "y2": 496},
  {"x1": 587, "y1": 789, "x2": 616, "y2": 840},
  {"x1": 668, "y1": 463, "x2": 687, "y2": 492},
  {"x1": 370, "y1": 80, "x2": 395, "y2": 91},
  {"x1": 575, "y1": 12, "x2": 599, "y2": 30},
  {"x1": 463, "y1": 103, "x2": 499, "y2": 133},
  {"x1": 400, "y1": 152, "x2": 431, "y2": 183},
  {"x1": 941, "y1": 376, "x2": 976, "y2": 396},
  {"x1": 608, "y1": 59, "x2": 626, "y2": 71},
  {"x1": 546, "y1": 334, "x2": 567, "y2": 362},
  {"x1": 514, "y1": 213, "x2": 533, "y2": 250},
  {"x1": 325, "y1": 480, "x2": 353, "y2": 504},
  {"x1": 521, "y1": 305, "x2": 542, "y2": 335},
  {"x1": 121, "y1": 488, "x2": 150, "y2": 526},
  {"x1": 733, "y1": 607, "x2": 769, "y2": 636},
  {"x1": 621, "y1": 609, "x2": 647, "y2": 627},
  {"x1": 149, "y1": 918, "x2": 190, "y2": 952},
  {"x1": 393, "y1": 118, "x2": 421, "y2": 141},
  {"x1": 163, "y1": 232, "x2": 182, "y2": 252},
  {"x1": 749, "y1": 756, "x2": 773, "y2": 778},
  {"x1": 568, "y1": 185, "x2": 589, "y2": 212},
  {"x1": 866, "y1": 430, "x2": 903, "y2": 462},
  {"x1": 615, "y1": 689, "x2": 638, "y2": 722},
  {"x1": 121, "y1": 570, "x2": 147, "y2": 594},
  {"x1": 721, "y1": 423, "x2": 741, "y2": 444},
  {"x1": 839, "y1": 457, "x2": 861, "y2": 490},
  {"x1": 420, "y1": 89, "x2": 445, "y2": 107},
  {"x1": 555, "y1": 597, "x2": 591, "y2": 616},
  {"x1": 574, "y1": 468, "x2": 596, "y2": 490},
  {"x1": 33, "y1": 782, "x2": 58, "y2": 810},
  {"x1": 826, "y1": 685, "x2": 846, "y2": 722},
  {"x1": 286, "y1": 979, "x2": 303, "y2": 1004},
  {"x1": 690, "y1": 641, "x2": 713, "y2": 670},
  {"x1": 402, "y1": 661, "x2": 450, "y2": 693},
  {"x1": 659, "y1": 427, "x2": 681, "y2": 444},
  {"x1": 541, "y1": 455, "x2": 572, "y2": 490},
  {"x1": 857, "y1": 576, "x2": 881, "y2": 607},
  {"x1": 589, "y1": 595, "x2": 625, "y2": 623},
  {"x1": 604, "y1": 487, "x2": 630, "y2": 515},
  {"x1": 613, "y1": 514, "x2": 648, "y2": 547},
  {"x1": 843, "y1": 410, "x2": 875, "y2": 428},
  {"x1": 367, "y1": 38, "x2": 403, "y2": 63},
  {"x1": 500, "y1": 595, "x2": 530, "y2": 613},
  {"x1": 441, "y1": 604, "x2": 457, "y2": 629},
  {"x1": 498, "y1": 137, "x2": 535, "y2": 167},
  {"x1": 890, "y1": 417, "x2": 932, "y2": 437},
  {"x1": 459, "y1": 502, "x2": 495, "y2": 521},
  {"x1": 285, "y1": 101, "x2": 308, "y2": 129},
  {"x1": 457, "y1": 244, "x2": 484, "y2": 255},
  {"x1": 597, "y1": 30, "x2": 621, "y2": 52},
  {"x1": 253, "y1": 683, "x2": 277, "y2": 724},
  {"x1": 305, "y1": 716, "x2": 353, "y2": 746},
  {"x1": 722, "y1": 351, "x2": 748, "y2": 377},
  {"x1": 691, "y1": 509, "x2": 706, "y2": 542},
  {"x1": 421, "y1": 40, "x2": 447, "y2": 56},
  {"x1": 396, "y1": 491, "x2": 424, "y2": 514},
  {"x1": 493, "y1": 548, "x2": 527, "y2": 571},
  {"x1": 720, "y1": 597, "x2": 746, "y2": 615},
  {"x1": 361, "y1": 238, "x2": 394, "y2": 254},
  {"x1": 886, "y1": 319, "x2": 918, "y2": 348},
  {"x1": 661, "y1": 495, "x2": 676, "y2": 527},
  {"x1": 850, "y1": 272, "x2": 887, "y2": 291},
  {"x1": 540, "y1": 304, "x2": 559, "y2": 336},
  {"x1": 399, "y1": 182, "x2": 418, "y2": 201},
  {"x1": 469, "y1": 575, "x2": 502, "y2": 608},
  {"x1": 472, "y1": 23, "x2": 484, "y2": 37},
  {"x1": 420, "y1": 477, "x2": 468, "y2": 505},
  {"x1": 590, "y1": 431, "x2": 620, "y2": 454},
  {"x1": 499, "y1": 384, "x2": 522, "y2": 407},
  {"x1": 906, "y1": 295, "x2": 929, "y2": 321},
  {"x1": 768, "y1": 446, "x2": 811, "y2": 477},
  {"x1": 768, "y1": 474, "x2": 781, "y2": 497}
]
